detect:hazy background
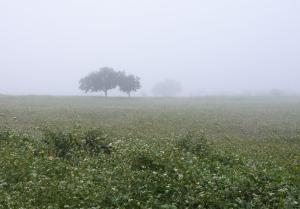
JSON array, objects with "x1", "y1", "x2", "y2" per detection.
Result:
[{"x1": 0, "y1": 0, "x2": 299, "y2": 96}]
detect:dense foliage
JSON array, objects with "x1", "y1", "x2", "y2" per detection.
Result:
[
  {"x1": 0, "y1": 96, "x2": 299, "y2": 208},
  {"x1": 118, "y1": 71, "x2": 141, "y2": 97},
  {"x1": 79, "y1": 67, "x2": 141, "y2": 97}
]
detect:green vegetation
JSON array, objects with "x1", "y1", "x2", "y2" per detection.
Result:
[{"x1": 0, "y1": 96, "x2": 299, "y2": 208}]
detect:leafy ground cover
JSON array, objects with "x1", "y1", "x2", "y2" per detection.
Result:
[{"x1": 0, "y1": 96, "x2": 299, "y2": 208}]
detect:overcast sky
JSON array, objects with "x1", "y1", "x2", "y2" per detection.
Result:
[{"x1": 0, "y1": 0, "x2": 299, "y2": 95}]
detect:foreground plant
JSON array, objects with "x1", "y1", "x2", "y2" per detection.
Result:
[{"x1": 0, "y1": 128, "x2": 299, "y2": 208}]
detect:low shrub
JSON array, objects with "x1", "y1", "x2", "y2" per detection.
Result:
[
  {"x1": 41, "y1": 128, "x2": 113, "y2": 158},
  {"x1": 176, "y1": 131, "x2": 211, "y2": 156}
]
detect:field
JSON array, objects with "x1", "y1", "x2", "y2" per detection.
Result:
[{"x1": 0, "y1": 96, "x2": 299, "y2": 208}]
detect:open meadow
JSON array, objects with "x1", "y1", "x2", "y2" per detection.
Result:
[{"x1": 0, "y1": 96, "x2": 299, "y2": 208}]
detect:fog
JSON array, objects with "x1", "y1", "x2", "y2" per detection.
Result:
[{"x1": 0, "y1": 0, "x2": 299, "y2": 96}]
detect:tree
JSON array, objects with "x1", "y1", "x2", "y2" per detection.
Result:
[
  {"x1": 118, "y1": 72, "x2": 141, "y2": 97},
  {"x1": 152, "y1": 79, "x2": 181, "y2": 97},
  {"x1": 79, "y1": 67, "x2": 119, "y2": 97}
]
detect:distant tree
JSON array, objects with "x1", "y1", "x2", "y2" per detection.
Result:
[
  {"x1": 152, "y1": 80, "x2": 182, "y2": 97},
  {"x1": 79, "y1": 67, "x2": 119, "y2": 97},
  {"x1": 118, "y1": 72, "x2": 141, "y2": 97}
]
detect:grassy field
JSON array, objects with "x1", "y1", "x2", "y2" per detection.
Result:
[{"x1": 0, "y1": 96, "x2": 299, "y2": 208}]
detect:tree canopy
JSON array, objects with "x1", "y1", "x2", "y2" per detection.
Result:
[
  {"x1": 79, "y1": 67, "x2": 141, "y2": 97},
  {"x1": 118, "y1": 71, "x2": 141, "y2": 97}
]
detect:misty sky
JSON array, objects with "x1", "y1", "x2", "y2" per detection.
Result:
[{"x1": 0, "y1": 0, "x2": 299, "y2": 95}]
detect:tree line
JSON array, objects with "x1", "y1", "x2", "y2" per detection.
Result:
[{"x1": 79, "y1": 67, "x2": 141, "y2": 97}]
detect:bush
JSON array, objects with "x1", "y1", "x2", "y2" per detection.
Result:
[
  {"x1": 131, "y1": 153, "x2": 165, "y2": 171},
  {"x1": 176, "y1": 131, "x2": 211, "y2": 156},
  {"x1": 83, "y1": 129, "x2": 112, "y2": 154},
  {"x1": 41, "y1": 128, "x2": 112, "y2": 158}
]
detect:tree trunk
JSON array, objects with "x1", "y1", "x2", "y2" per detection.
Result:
[
  {"x1": 104, "y1": 90, "x2": 108, "y2": 98},
  {"x1": 127, "y1": 92, "x2": 131, "y2": 97}
]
